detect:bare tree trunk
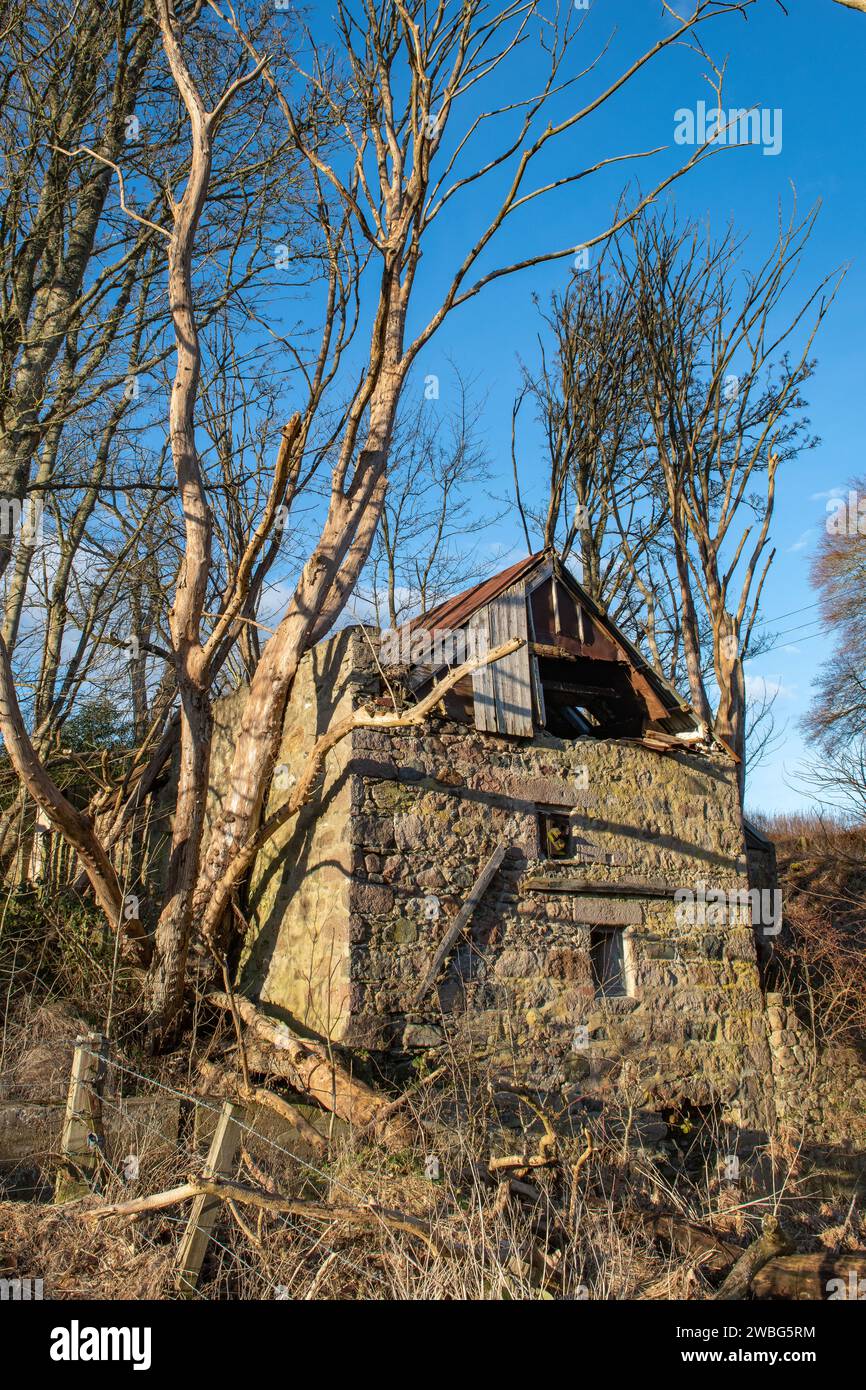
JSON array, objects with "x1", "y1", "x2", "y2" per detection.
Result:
[
  {"x1": 145, "y1": 0, "x2": 216, "y2": 1044},
  {"x1": 145, "y1": 0, "x2": 268, "y2": 1044},
  {"x1": 193, "y1": 445, "x2": 392, "y2": 935},
  {"x1": 673, "y1": 532, "x2": 713, "y2": 729},
  {"x1": 713, "y1": 616, "x2": 747, "y2": 789},
  {"x1": 194, "y1": 335, "x2": 406, "y2": 942}
]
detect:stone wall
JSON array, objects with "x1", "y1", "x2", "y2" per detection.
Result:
[
  {"x1": 766, "y1": 992, "x2": 866, "y2": 1153},
  {"x1": 189, "y1": 630, "x2": 865, "y2": 1156},
  {"x1": 342, "y1": 654, "x2": 774, "y2": 1133}
]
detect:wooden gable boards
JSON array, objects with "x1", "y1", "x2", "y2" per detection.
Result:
[{"x1": 470, "y1": 582, "x2": 534, "y2": 737}]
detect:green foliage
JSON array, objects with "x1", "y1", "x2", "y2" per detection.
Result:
[{"x1": 62, "y1": 699, "x2": 134, "y2": 753}]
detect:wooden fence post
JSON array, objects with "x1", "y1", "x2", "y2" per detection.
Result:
[
  {"x1": 175, "y1": 1100, "x2": 246, "y2": 1296},
  {"x1": 55, "y1": 1032, "x2": 108, "y2": 1203}
]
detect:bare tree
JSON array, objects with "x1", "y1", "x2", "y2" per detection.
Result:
[
  {"x1": 0, "y1": 0, "x2": 161, "y2": 578},
  {"x1": 796, "y1": 473, "x2": 866, "y2": 814},
  {"x1": 192, "y1": 0, "x2": 752, "y2": 990},
  {"x1": 806, "y1": 474, "x2": 866, "y2": 751},
  {"x1": 0, "y1": 0, "x2": 760, "y2": 1045},
  {"x1": 520, "y1": 201, "x2": 839, "y2": 796},
  {"x1": 363, "y1": 367, "x2": 495, "y2": 628},
  {"x1": 511, "y1": 254, "x2": 680, "y2": 678},
  {"x1": 591, "y1": 203, "x2": 836, "y2": 794}
]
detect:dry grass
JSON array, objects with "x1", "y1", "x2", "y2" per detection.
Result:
[
  {"x1": 4, "y1": 1024, "x2": 863, "y2": 1302},
  {"x1": 0, "y1": 1199, "x2": 171, "y2": 1299},
  {"x1": 758, "y1": 820, "x2": 866, "y2": 1050},
  {"x1": 1, "y1": 888, "x2": 865, "y2": 1300}
]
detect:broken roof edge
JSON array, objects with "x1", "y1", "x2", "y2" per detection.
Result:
[
  {"x1": 413, "y1": 548, "x2": 712, "y2": 721},
  {"x1": 411, "y1": 550, "x2": 547, "y2": 635},
  {"x1": 349, "y1": 548, "x2": 735, "y2": 762}
]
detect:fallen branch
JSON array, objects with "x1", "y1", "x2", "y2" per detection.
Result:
[
  {"x1": 712, "y1": 1215, "x2": 793, "y2": 1299},
  {"x1": 354, "y1": 1064, "x2": 447, "y2": 1139},
  {"x1": 82, "y1": 1174, "x2": 449, "y2": 1256},
  {"x1": 81, "y1": 1181, "x2": 200, "y2": 1219},
  {"x1": 245, "y1": 1085, "x2": 329, "y2": 1159},
  {"x1": 197, "y1": 1056, "x2": 328, "y2": 1158},
  {"x1": 751, "y1": 1252, "x2": 866, "y2": 1301},
  {"x1": 618, "y1": 1209, "x2": 742, "y2": 1277},
  {"x1": 415, "y1": 843, "x2": 508, "y2": 1002},
  {"x1": 208, "y1": 992, "x2": 401, "y2": 1140},
  {"x1": 488, "y1": 1154, "x2": 560, "y2": 1173}
]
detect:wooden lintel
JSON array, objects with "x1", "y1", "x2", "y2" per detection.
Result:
[
  {"x1": 522, "y1": 877, "x2": 678, "y2": 898},
  {"x1": 541, "y1": 680, "x2": 620, "y2": 700}
]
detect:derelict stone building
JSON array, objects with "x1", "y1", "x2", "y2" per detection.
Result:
[{"x1": 209, "y1": 551, "x2": 777, "y2": 1134}]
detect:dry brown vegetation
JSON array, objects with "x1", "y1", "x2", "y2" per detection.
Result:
[
  {"x1": 755, "y1": 816, "x2": 866, "y2": 1049},
  {"x1": 2, "y1": 807, "x2": 865, "y2": 1302},
  {"x1": 2, "y1": 904, "x2": 865, "y2": 1303}
]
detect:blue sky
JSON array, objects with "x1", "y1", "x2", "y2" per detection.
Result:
[{"x1": 344, "y1": 0, "x2": 865, "y2": 816}]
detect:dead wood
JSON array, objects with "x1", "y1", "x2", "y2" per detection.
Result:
[
  {"x1": 712, "y1": 1215, "x2": 794, "y2": 1299},
  {"x1": 81, "y1": 1181, "x2": 201, "y2": 1219},
  {"x1": 751, "y1": 1252, "x2": 866, "y2": 1300},
  {"x1": 488, "y1": 1154, "x2": 560, "y2": 1173},
  {"x1": 617, "y1": 1209, "x2": 742, "y2": 1277},
  {"x1": 197, "y1": 1056, "x2": 328, "y2": 1158},
  {"x1": 208, "y1": 992, "x2": 407, "y2": 1144},
  {"x1": 354, "y1": 1064, "x2": 447, "y2": 1138},
  {"x1": 81, "y1": 1174, "x2": 451, "y2": 1256},
  {"x1": 244, "y1": 1086, "x2": 328, "y2": 1159}
]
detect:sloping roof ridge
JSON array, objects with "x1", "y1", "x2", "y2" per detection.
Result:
[
  {"x1": 550, "y1": 555, "x2": 692, "y2": 715},
  {"x1": 411, "y1": 547, "x2": 703, "y2": 730},
  {"x1": 412, "y1": 549, "x2": 548, "y2": 632}
]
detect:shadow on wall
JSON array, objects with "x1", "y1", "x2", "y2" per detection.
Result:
[{"x1": 235, "y1": 633, "x2": 360, "y2": 1039}]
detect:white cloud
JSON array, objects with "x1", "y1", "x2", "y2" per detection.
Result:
[
  {"x1": 786, "y1": 528, "x2": 814, "y2": 553},
  {"x1": 745, "y1": 673, "x2": 796, "y2": 702}
]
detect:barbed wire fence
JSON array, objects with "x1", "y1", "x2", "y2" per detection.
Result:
[{"x1": 43, "y1": 1035, "x2": 416, "y2": 1298}]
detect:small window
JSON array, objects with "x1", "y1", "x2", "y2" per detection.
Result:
[
  {"x1": 590, "y1": 927, "x2": 628, "y2": 998},
  {"x1": 540, "y1": 811, "x2": 571, "y2": 860}
]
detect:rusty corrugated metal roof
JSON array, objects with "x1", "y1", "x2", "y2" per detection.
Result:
[
  {"x1": 413, "y1": 550, "x2": 547, "y2": 633},
  {"x1": 409, "y1": 548, "x2": 711, "y2": 739}
]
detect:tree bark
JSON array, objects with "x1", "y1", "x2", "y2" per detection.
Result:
[
  {"x1": 208, "y1": 991, "x2": 393, "y2": 1133},
  {"x1": 712, "y1": 1216, "x2": 793, "y2": 1300},
  {"x1": 145, "y1": 0, "x2": 219, "y2": 1045},
  {"x1": 0, "y1": 635, "x2": 146, "y2": 948}
]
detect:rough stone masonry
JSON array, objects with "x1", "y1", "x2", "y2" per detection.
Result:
[{"x1": 225, "y1": 622, "x2": 775, "y2": 1137}]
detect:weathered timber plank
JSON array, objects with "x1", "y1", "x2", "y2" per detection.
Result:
[
  {"x1": 488, "y1": 587, "x2": 533, "y2": 737},
  {"x1": 415, "y1": 842, "x2": 508, "y2": 1002},
  {"x1": 522, "y1": 877, "x2": 680, "y2": 897},
  {"x1": 470, "y1": 609, "x2": 497, "y2": 732}
]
